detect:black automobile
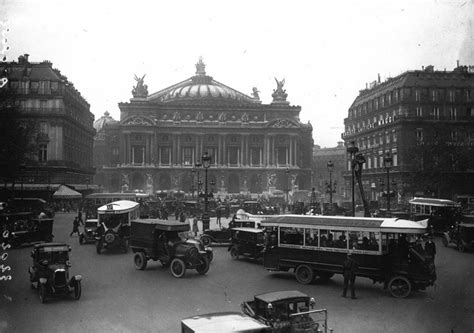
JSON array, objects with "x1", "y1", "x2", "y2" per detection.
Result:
[
  {"x1": 442, "y1": 220, "x2": 474, "y2": 252},
  {"x1": 28, "y1": 242, "x2": 82, "y2": 303},
  {"x1": 130, "y1": 219, "x2": 212, "y2": 278},
  {"x1": 200, "y1": 219, "x2": 260, "y2": 246},
  {"x1": 79, "y1": 219, "x2": 98, "y2": 245},
  {"x1": 0, "y1": 212, "x2": 54, "y2": 247},
  {"x1": 228, "y1": 227, "x2": 265, "y2": 260},
  {"x1": 241, "y1": 290, "x2": 332, "y2": 333}
]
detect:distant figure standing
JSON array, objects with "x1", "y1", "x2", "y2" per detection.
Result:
[
  {"x1": 192, "y1": 215, "x2": 199, "y2": 237},
  {"x1": 216, "y1": 208, "x2": 222, "y2": 228},
  {"x1": 342, "y1": 252, "x2": 359, "y2": 299},
  {"x1": 70, "y1": 217, "x2": 80, "y2": 237},
  {"x1": 424, "y1": 236, "x2": 436, "y2": 259}
]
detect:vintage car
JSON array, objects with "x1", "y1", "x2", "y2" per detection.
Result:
[
  {"x1": 28, "y1": 242, "x2": 82, "y2": 303},
  {"x1": 0, "y1": 212, "x2": 54, "y2": 247},
  {"x1": 130, "y1": 219, "x2": 212, "y2": 278},
  {"x1": 442, "y1": 220, "x2": 474, "y2": 252},
  {"x1": 79, "y1": 219, "x2": 98, "y2": 245},
  {"x1": 241, "y1": 290, "x2": 332, "y2": 333},
  {"x1": 181, "y1": 312, "x2": 271, "y2": 333},
  {"x1": 228, "y1": 227, "x2": 265, "y2": 260},
  {"x1": 200, "y1": 219, "x2": 260, "y2": 246},
  {"x1": 95, "y1": 200, "x2": 140, "y2": 254}
]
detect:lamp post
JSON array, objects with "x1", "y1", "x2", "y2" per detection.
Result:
[
  {"x1": 285, "y1": 168, "x2": 290, "y2": 210},
  {"x1": 346, "y1": 141, "x2": 359, "y2": 217},
  {"x1": 326, "y1": 160, "x2": 335, "y2": 204},
  {"x1": 310, "y1": 187, "x2": 317, "y2": 215},
  {"x1": 194, "y1": 162, "x2": 202, "y2": 200},
  {"x1": 201, "y1": 152, "x2": 211, "y2": 231},
  {"x1": 379, "y1": 179, "x2": 385, "y2": 210},
  {"x1": 383, "y1": 151, "x2": 393, "y2": 215}
]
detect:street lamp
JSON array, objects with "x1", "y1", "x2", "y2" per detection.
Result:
[
  {"x1": 383, "y1": 151, "x2": 393, "y2": 215},
  {"x1": 310, "y1": 187, "x2": 317, "y2": 215},
  {"x1": 346, "y1": 141, "x2": 359, "y2": 217},
  {"x1": 285, "y1": 168, "x2": 290, "y2": 210},
  {"x1": 326, "y1": 160, "x2": 336, "y2": 204},
  {"x1": 201, "y1": 151, "x2": 211, "y2": 231}
]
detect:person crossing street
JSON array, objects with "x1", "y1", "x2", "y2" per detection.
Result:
[{"x1": 342, "y1": 251, "x2": 359, "y2": 299}]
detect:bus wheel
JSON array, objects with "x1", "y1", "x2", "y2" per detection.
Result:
[
  {"x1": 295, "y1": 265, "x2": 313, "y2": 285},
  {"x1": 388, "y1": 276, "x2": 411, "y2": 298}
]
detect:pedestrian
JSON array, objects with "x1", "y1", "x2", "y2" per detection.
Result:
[
  {"x1": 192, "y1": 215, "x2": 199, "y2": 237},
  {"x1": 216, "y1": 208, "x2": 222, "y2": 228},
  {"x1": 70, "y1": 216, "x2": 80, "y2": 237},
  {"x1": 424, "y1": 236, "x2": 436, "y2": 258},
  {"x1": 342, "y1": 251, "x2": 358, "y2": 299}
]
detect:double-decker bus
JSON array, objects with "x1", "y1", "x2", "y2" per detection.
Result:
[{"x1": 261, "y1": 215, "x2": 436, "y2": 298}]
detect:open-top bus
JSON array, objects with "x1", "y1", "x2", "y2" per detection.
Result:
[
  {"x1": 261, "y1": 215, "x2": 436, "y2": 298},
  {"x1": 409, "y1": 197, "x2": 462, "y2": 232},
  {"x1": 84, "y1": 193, "x2": 150, "y2": 219},
  {"x1": 95, "y1": 200, "x2": 140, "y2": 254}
]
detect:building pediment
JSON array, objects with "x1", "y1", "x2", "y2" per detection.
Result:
[
  {"x1": 267, "y1": 119, "x2": 301, "y2": 128},
  {"x1": 121, "y1": 116, "x2": 155, "y2": 126}
]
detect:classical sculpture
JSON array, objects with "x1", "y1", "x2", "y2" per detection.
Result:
[
  {"x1": 132, "y1": 74, "x2": 148, "y2": 98},
  {"x1": 251, "y1": 87, "x2": 260, "y2": 99},
  {"x1": 272, "y1": 77, "x2": 288, "y2": 103}
]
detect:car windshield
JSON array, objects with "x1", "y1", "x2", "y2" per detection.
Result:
[
  {"x1": 100, "y1": 212, "x2": 128, "y2": 228},
  {"x1": 85, "y1": 221, "x2": 97, "y2": 227},
  {"x1": 37, "y1": 247, "x2": 69, "y2": 263}
]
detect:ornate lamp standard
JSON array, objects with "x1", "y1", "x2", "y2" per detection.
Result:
[
  {"x1": 201, "y1": 152, "x2": 211, "y2": 231},
  {"x1": 285, "y1": 168, "x2": 290, "y2": 210},
  {"x1": 346, "y1": 141, "x2": 359, "y2": 217},
  {"x1": 383, "y1": 151, "x2": 393, "y2": 215},
  {"x1": 326, "y1": 160, "x2": 336, "y2": 204}
]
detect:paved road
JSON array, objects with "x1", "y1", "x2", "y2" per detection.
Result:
[{"x1": 1, "y1": 212, "x2": 473, "y2": 332}]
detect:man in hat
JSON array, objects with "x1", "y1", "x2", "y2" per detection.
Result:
[{"x1": 342, "y1": 251, "x2": 359, "y2": 299}]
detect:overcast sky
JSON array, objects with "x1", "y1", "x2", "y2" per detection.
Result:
[{"x1": 1, "y1": 0, "x2": 473, "y2": 147}]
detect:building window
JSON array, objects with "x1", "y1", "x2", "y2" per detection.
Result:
[
  {"x1": 451, "y1": 131, "x2": 458, "y2": 141},
  {"x1": 431, "y1": 90, "x2": 438, "y2": 102},
  {"x1": 386, "y1": 133, "x2": 390, "y2": 144},
  {"x1": 388, "y1": 93, "x2": 392, "y2": 105},
  {"x1": 132, "y1": 146, "x2": 144, "y2": 164},
  {"x1": 416, "y1": 129, "x2": 424, "y2": 142},
  {"x1": 112, "y1": 147, "x2": 119, "y2": 156},
  {"x1": 38, "y1": 144, "x2": 47, "y2": 162},
  {"x1": 379, "y1": 134, "x2": 383, "y2": 145},
  {"x1": 204, "y1": 147, "x2": 218, "y2": 165},
  {"x1": 159, "y1": 147, "x2": 171, "y2": 165},
  {"x1": 250, "y1": 147, "x2": 262, "y2": 166},
  {"x1": 415, "y1": 90, "x2": 420, "y2": 102},
  {"x1": 449, "y1": 90, "x2": 455, "y2": 102},
  {"x1": 39, "y1": 122, "x2": 48, "y2": 133},
  {"x1": 433, "y1": 107, "x2": 440, "y2": 120},
  {"x1": 467, "y1": 90, "x2": 471, "y2": 102},
  {"x1": 450, "y1": 107, "x2": 457, "y2": 120},
  {"x1": 416, "y1": 107, "x2": 423, "y2": 117},
  {"x1": 182, "y1": 147, "x2": 194, "y2": 166},
  {"x1": 394, "y1": 90, "x2": 399, "y2": 101},
  {"x1": 276, "y1": 147, "x2": 288, "y2": 165},
  {"x1": 393, "y1": 131, "x2": 397, "y2": 143},
  {"x1": 228, "y1": 147, "x2": 239, "y2": 165}
]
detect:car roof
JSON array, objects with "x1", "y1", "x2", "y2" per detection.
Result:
[
  {"x1": 232, "y1": 227, "x2": 263, "y2": 233},
  {"x1": 181, "y1": 312, "x2": 270, "y2": 332},
  {"x1": 255, "y1": 290, "x2": 309, "y2": 303},
  {"x1": 34, "y1": 242, "x2": 69, "y2": 249},
  {"x1": 133, "y1": 219, "x2": 190, "y2": 231}
]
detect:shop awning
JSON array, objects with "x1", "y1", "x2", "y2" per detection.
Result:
[{"x1": 52, "y1": 185, "x2": 82, "y2": 199}]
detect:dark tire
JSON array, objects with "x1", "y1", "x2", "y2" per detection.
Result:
[
  {"x1": 207, "y1": 251, "x2": 214, "y2": 263},
  {"x1": 442, "y1": 236, "x2": 448, "y2": 247},
  {"x1": 196, "y1": 256, "x2": 210, "y2": 275},
  {"x1": 388, "y1": 276, "x2": 412, "y2": 298},
  {"x1": 134, "y1": 252, "x2": 147, "y2": 270},
  {"x1": 230, "y1": 247, "x2": 239, "y2": 260},
  {"x1": 201, "y1": 235, "x2": 212, "y2": 246},
  {"x1": 96, "y1": 240, "x2": 102, "y2": 254},
  {"x1": 457, "y1": 242, "x2": 466, "y2": 252},
  {"x1": 295, "y1": 265, "x2": 314, "y2": 285},
  {"x1": 39, "y1": 284, "x2": 47, "y2": 304},
  {"x1": 170, "y1": 258, "x2": 186, "y2": 278},
  {"x1": 73, "y1": 280, "x2": 81, "y2": 300}
]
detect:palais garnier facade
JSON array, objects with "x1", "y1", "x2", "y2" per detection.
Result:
[{"x1": 93, "y1": 58, "x2": 313, "y2": 197}]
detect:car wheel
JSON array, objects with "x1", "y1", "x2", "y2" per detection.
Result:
[
  {"x1": 134, "y1": 252, "x2": 147, "y2": 270},
  {"x1": 207, "y1": 251, "x2": 214, "y2": 263},
  {"x1": 39, "y1": 284, "x2": 47, "y2": 304},
  {"x1": 442, "y1": 236, "x2": 448, "y2": 247},
  {"x1": 73, "y1": 280, "x2": 81, "y2": 300},
  {"x1": 170, "y1": 258, "x2": 186, "y2": 278},
  {"x1": 388, "y1": 276, "x2": 412, "y2": 298},
  {"x1": 96, "y1": 240, "x2": 102, "y2": 254},
  {"x1": 196, "y1": 256, "x2": 210, "y2": 275},
  {"x1": 230, "y1": 247, "x2": 239, "y2": 260},
  {"x1": 201, "y1": 235, "x2": 212, "y2": 246},
  {"x1": 457, "y1": 242, "x2": 466, "y2": 252},
  {"x1": 295, "y1": 265, "x2": 314, "y2": 285}
]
